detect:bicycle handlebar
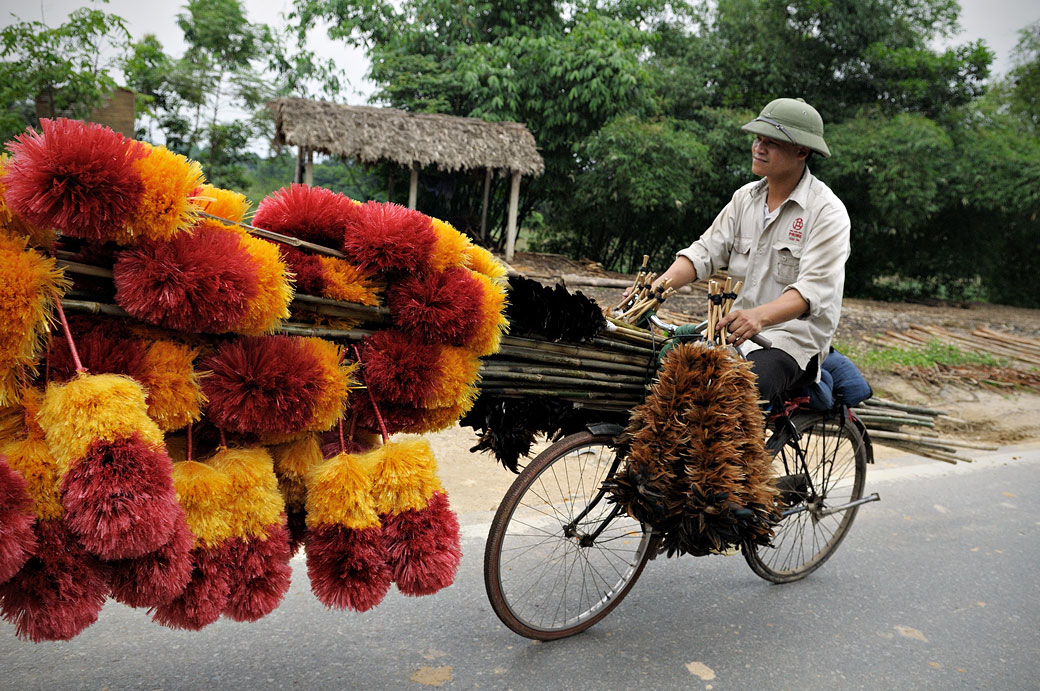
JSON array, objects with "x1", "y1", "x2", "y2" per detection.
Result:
[{"x1": 647, "y1": 314, "x2": 772, "y2": 349}]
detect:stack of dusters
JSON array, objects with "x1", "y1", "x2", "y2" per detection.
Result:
[
  {"x1": 606, "y1": 342, "x2": 780, "y2": 556},
  {"x1": 0, "y1": 118, "x2": 505, "y2": 641}
]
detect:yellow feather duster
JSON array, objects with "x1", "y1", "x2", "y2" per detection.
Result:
[
  {"x1": 429, "y1": 218, "x2": 471, "y2": 273},
  {"x1": 466, "y1": 270, "x2": 509, "y2": 356},
  {"x1": 206, "y1": 447, "x2": 284, "y2": 540},
  {"x1": 171, "y1": 459, "x2": 234, "y2": 549},
  {"x1": 369, "y1": 438, "x2": 441, "y2": 515},
  {"x1": 36, "y1": 373, "x2": 163, "y2": 472},
  {"x1": 463, "y1": 243, "x2": 509, "y2": 281},
  {"x1": 0, "y1": 230, "x2": 70, "y2": 406},
  {"x1": 318, "y1": 256, "x2": 384, "y2": 306},
  {"x1": 1, "y1": 390, "x2": 63, "y2": 520},
  {"x1": 137, "y1": 340, "x2": 205, "y2": 432},
  {"x1": 405, "y1": 400, "x2": 473, "y2": 435},
  {"x1": 426, "y1": 345, "x2": 482, "y2": 410},
  {"x1": 232, "y1": 233, "x2": 293, "y2": 335},
  {"x1": 304, "y1": 449, "x2": 380, "y2": 530},
  {"x1": 192, "y1": 184, "x2": 250, "y2": 226},
  {"x1": 0, "y1": 405, "x2": 22, "y2": 448},
  {"x1": 270, "y1": 433, "x2": 323, "y2": 510},
  {"x1": 300, "y1": 338, "x2": 355, "y2": 433},
  {"x1": 0, "y1": 154, "x2": 55, "y2": 248},
  {"x1": 116, "y1": 144, "x2": 205, "y2": 244}
]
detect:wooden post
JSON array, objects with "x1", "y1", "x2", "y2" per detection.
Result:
[
  {"x1": 304, "y1": 148, "x2": 314, "y2": 186},
  {"x1": 504, "y1": 170, "x2": 521, "y2": 262},
  {"x1": 480, "y1": 167, "x2": 492, "y2": 241},
  {"x1": 295, "y1": 146, "x2": 304, "y2": 184},
  {"x1": 408, "y1": 164, "x2": 418, "y2": 209}
]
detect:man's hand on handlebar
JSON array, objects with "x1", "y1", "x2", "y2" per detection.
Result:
[{"x1": 717, "y1": 308, "x2": 765, "y2": 347}]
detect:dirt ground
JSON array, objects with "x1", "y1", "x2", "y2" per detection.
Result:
[{"x1": 433, "y1": 252, "x2": 1040, "y2": 514}]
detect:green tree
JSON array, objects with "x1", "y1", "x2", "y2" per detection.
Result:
[
  {"x1": 696, "y1": 0, "x2": 992, "y2": 121},
  {"x1": 540, "y1": 115, "x2": 710, "y2": 269},
  {"x1": 1007, "y1": 21, "x2": 1040, "y2": 130},
  {"x1": 0, "y1": 7, "x2": 130, "y2": 145}
]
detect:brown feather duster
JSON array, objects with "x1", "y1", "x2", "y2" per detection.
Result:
[{"x1": 607, "y1": 342, "x2": 778, "y2": 557}]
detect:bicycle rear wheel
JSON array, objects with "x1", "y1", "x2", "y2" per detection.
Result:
[
  {"x1": 744, "y1": 411, "x2": 868, "y2": 583},
  {"x1": 484, "y1": 430, "x2": 654, "y2": 640}
]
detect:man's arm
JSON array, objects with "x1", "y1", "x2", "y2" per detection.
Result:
[{"x1": 652, "y1": 255, "x2": 697, "y2": 291}]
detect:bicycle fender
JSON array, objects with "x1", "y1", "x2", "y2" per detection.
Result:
[
  {"x1": 846, "y1": 408, "x2": 875, "y2": 464},
  {"x1": 586, "y1": 422, "x2": 625, "y2": 438}
]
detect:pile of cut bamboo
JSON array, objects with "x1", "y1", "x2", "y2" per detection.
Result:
[
  {"x1": 852, "y1": 397, "x2": 997, "y2": 463},
  {"x1": 865, "y1": 325, "x2": 1040, "y2": 367}
]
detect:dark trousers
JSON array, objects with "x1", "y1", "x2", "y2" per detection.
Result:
[{"x1": 746, "y1": 348, "x2": 818, "y2": 405}]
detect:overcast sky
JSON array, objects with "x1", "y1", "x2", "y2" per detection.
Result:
[{"x1": 5, "y1": 0, "x2": 1039, "y2": 101}]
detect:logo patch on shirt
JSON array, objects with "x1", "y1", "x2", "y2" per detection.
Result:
[{"x1": 789, "y1": 217, "x2": 804, "y2": 241}]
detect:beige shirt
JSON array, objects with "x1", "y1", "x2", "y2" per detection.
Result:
[{"x1": 677, "y1": 168, "x2": 850, "y2": 371}]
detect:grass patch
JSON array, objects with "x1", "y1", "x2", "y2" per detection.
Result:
[{"x1": 836, "y1": 338, "x2": 1005, "y2": 373}]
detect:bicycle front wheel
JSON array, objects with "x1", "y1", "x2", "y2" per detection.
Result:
[
  {"x1": 484, "y1": 430, "x2": 654, "y2": 640},
  {"x1": 744, "y1": 411, "x2": 868, "y2": 583}
]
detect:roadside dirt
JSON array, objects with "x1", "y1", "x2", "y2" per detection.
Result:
[{"x1": 433, "y1": 252, "x2": 1040, "y2": 514}]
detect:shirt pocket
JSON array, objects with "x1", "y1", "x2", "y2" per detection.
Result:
[
  {"x1": 728, "y1": 234, "x2": 752, "y2": 279},
  {"x1": 772, "y1": 241, "x2": 803, "y2": 285}
]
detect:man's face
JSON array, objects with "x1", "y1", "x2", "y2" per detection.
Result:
[{"x1": 751, "y1": 135, "x2": 808, "y2": 178}]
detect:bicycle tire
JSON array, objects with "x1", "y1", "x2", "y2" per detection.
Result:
[
  {"x1": 484, "y1": 430, "x2": 655, "y2": 640},
  {"x1": 744, "y1": 411, "x2": 868, "y2": 583}
]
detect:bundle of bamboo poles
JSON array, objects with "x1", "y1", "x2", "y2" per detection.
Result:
[
  {"x1": 851, "y1": 396, "x2": 996, "y2": 463},
  {"x1": 476, "y1": 331, "x2": 655, "y2": 411},
  {"x1": 704, "y1": 278, "x2": 742, "y2": 345}
]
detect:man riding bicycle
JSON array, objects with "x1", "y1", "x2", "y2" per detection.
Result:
[{"x1": 652, "y1": 97, "x2": 851, "y2": 404}]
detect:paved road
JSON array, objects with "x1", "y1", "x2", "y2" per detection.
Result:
[{"x1": 3, "y1": 443, "x2": 1039, "y2": 690}]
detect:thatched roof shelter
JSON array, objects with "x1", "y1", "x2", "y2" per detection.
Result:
[
  {"x1": 270, "y1": 97, "x2": 544, "y2": 176},
  {"x1": 268, "y1": 97, "x2": 544, "y2": 260}
]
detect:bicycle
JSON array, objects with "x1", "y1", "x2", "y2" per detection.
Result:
[{"x1": 483, "y1": 316, "x2": 880, "y2": 640}]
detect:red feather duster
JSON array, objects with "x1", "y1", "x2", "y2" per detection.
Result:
[
  {"x1": 201, "y1": 336, "x2": 326, "y2": 436},
  {"x1": 382, "y1": 491, "x2": 461, "y2": 596},
  {"x1": 359, "y1": 330, "x2": 442, "y2": 406},
  {"x1": 0, "y1": 519, "x2": 110, "y2": 642},
  {"x1": 107, "y1": 508, "x2": 193, "y2": 608},
  {"x1": 280, "y1": 246, "x2": 328, "y2": 296},
  {"x1": 253, "y1": 183, "x2": 360, "y2": 247},
  {"x1": 341, "y1": 201, "x2": 435, "y2": 274},
  {"x1": 386, "y1": 267, "x2": 483, "y2": 345},
  {"x1": 0, "y1": 454, "x2": 37, "y2": 585},
  {"x1": 2, "y1": 118, "x2": 145, "y2": 242},
  {"x1": 60, "y1": 433, "x2": 179, "y2": 560},
  {"x1": 305, "y1": 524, "x2": 392, "y2": 612},
  {"x1": 113, "y1": 226, "x2": 259, "y2": 333},
  {"x1": 222, "y1": 522, "x2": 292, "y2": 622},
  {"x1": 150, "y1": 542, "x2": 233, "y2": 631},
  {"x1": 47, "y1": 316, "x2": 147, "y2": 382}
]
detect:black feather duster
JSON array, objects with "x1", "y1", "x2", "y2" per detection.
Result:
[
  {"x1": 505, "y1": 276, "x2": 606, "y2": 343},
  {"x1": 460, "y1": 395, "x2": 622, "y2": 473}
]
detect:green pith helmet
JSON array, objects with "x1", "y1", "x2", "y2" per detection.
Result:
[{"x1": 741, "y1": 97, "x2": 830, "y2": 157}]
